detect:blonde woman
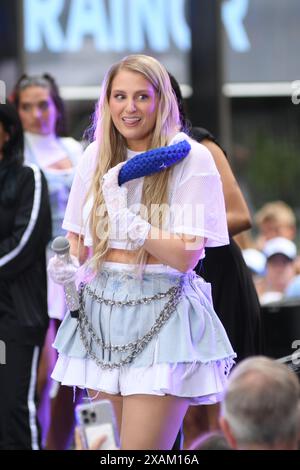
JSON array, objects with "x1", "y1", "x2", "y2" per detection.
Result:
[{"x1": 48, "y1": 54, "x2": 235, "y2": 450}]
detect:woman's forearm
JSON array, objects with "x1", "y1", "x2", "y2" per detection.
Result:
[
  {"x1": 202, "y1": 139, "x2": 252, "y2": 237},
  {"x1": 227, "y1": 210, "x2": 252, "y2": 236},
  {"x1": 66, "y1": 231, "x2": 89, "y2": 264},
  {"x1": 144, "y1": 227, "x2": 204, "y2": 272}
]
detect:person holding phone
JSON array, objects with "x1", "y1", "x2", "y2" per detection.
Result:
[
  {"x1": 74, "y1": 427, "x2": 108, "y2": 450},
  {"x1": 48, "y1": 54, "x2": 235, "y2": 450},
  {"x1": 75, "y1": 400, "x2": 120, "y2": 450}
]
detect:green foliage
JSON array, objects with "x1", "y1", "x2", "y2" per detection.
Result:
[{"x1": 245, "y1": 133, "x2": 300, "y2": 208}]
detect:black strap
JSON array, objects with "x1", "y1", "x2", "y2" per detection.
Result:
[{"x1": 190, "y1": 127, "x2": 227, "y2": 158}]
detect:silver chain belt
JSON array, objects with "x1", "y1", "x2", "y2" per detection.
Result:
[
  {"x1": 77, "y1": 279, "x2": 183, "y2": 370},
  {"x1": 84, "y1": 282, "x2": 178, "y2": 306}
]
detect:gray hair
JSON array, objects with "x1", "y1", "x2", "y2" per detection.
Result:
[{"x1": 220, "y1": 356, "x2": 300, "y2": 447}]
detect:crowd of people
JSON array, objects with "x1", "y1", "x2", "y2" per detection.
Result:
[
  {"x1": 0, "y1": 54, "x2": 299, "y2": 450},
  {"x1": 241, "y1": 201, "x2": 300, "y2": 305}
]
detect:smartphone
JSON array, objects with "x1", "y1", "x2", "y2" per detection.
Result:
[{"x1": 75, "y1": 399, "x2": 120, "y2": 450}]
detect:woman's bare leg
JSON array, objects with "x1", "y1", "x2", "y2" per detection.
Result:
[
  {"x1": 206, "y1": 403, "x2": 220, "y2": 430},
  {"x1": 121, "y1": 394, "x2": 189, "y2": 450},
  {"x1": 183, "y1": 403, "x2": 221, "y2": 449}
]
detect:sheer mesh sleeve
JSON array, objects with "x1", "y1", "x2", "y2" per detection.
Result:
[
  {"x1": 169, "y1": 138, "x2": 229, "y2": 248},
  {"x1": 62, "y1": 141, "x2": 98, "y2": 241},
  {"x1": 62, "y1": 170, "x2": 87, "y2": 235}
]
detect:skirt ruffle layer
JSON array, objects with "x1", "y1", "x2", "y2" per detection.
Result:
[{"x1": 52, "y1": 263, "x2": 236, "y2": 403}]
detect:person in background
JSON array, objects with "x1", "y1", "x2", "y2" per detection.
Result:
[
  {"x1": 285, "y1": 274, "x2": 300, "y2": 299},
  {"x1": 189, "y1": 431, "x2": 231, "y2": 451},
  {"x1": 242, "y1": 247, "x2": 266, "y2": 298},
  {"x1": 48, "y1": 54, "x2": 235, "y2": 450},
  {"x1": 259, "y1": 237, "x2": 297, "y2": 305},
  {"x1": 169, "y1": 74, "x2": 262, "y2": 447},
  {"x1": 11, "y1": 74, "x2": 84, "y2": 449},
  {"x1": 242, "y1": 248, "x2": 266, "y2": 278},
  {"x1": 254, "y1": 200, "x2": 300, "y2": 275},
  {"x1": 0, "y1": 103, "x2": 51, "y2": 449},
  {"x1": 254, "y1": 201, "x2": 296, "y2": 250},
  {"x1": 219, "y1": 356, "x2": 300, "y2": 450}
]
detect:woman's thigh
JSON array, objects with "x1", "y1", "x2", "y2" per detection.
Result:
[{"x1": 120, "y1": 394, "x2": 190, "y2": 450}]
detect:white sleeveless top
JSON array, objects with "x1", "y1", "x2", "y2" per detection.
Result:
[{"x1": 62, "y1": 132, "x2": 229, "y2": 258}]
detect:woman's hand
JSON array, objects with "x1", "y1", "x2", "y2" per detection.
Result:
[
  {"x1": 75, "y1": 426, "x2": 108, "y2": 450},
  {"x1": 47, "y1": 254, "x2": 79, "y2": 285},
  {"x1": 102, "y1": 162, "x2": 150, "y2": 248},
  {"x1": 102, "y1": 162, "x2": 128, "y2": 218}
]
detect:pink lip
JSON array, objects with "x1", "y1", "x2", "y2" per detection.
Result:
[{"x1": 121, "y1": 117, "x2": 141, "y2": 127}]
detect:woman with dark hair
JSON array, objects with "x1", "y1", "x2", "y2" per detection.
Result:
[
  {"x1": 169, "y1": 74, "x2": 262, "y2": 447},
  {"x1": 0, "y1": 103, "x2": 51, "y2": 449},
  {"x1": 11, "y1": 74, "x2": 67, "y2": 136},
  {"x1": 11, "y1": 74, "x2": 83, "y2": 240},
  {"x1": 11, "y1": 74, "x2": 84, "y2": 449},
  {"x1": 169, "y1": 73, "x2": 261, "y2": 360}
]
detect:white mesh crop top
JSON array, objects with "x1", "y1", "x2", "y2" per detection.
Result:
[{"x1": 62, "y1": 132, "x2": 229, "y2": 256}]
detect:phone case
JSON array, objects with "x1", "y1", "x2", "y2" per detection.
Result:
[{"x1": 76, "y1": 399, "x2": 120, "y2": 450}]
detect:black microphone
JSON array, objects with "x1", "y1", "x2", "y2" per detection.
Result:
[{"x1": 51, "y1": 236, "x2": 80, "y2": 319}]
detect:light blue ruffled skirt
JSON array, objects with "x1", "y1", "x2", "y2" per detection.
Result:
[{"x1": 51, "y1": 262, "x2": 236, "y2": 405}]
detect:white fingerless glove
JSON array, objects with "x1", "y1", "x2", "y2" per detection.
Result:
[
  {"x1": 102, "y1": 162, "x2": 128, "y2": 218},
  {"x1": 47, "y1": 254, "x2": 80, "y2": 285},
  {"x1": 126, "y1": 211, "x2": 151, "y2": 249},
  {"x1": 102, "y1": 163, "x2": 151, "y2": 248}
]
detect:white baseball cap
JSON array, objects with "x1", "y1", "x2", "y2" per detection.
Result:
[
  {"x1": 263, "y1": 237, "x2": 297, "y2": 261},
  {"x1": 242, "y1": 248, "x2": 266, "y2": 275}
]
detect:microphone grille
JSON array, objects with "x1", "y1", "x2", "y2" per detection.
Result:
[{"x1": 51, "y1": 236, "x2": 70, "y2": 254}]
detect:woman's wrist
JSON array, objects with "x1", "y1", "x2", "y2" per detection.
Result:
[{"x1": 126, "y1": 211, "x2": 151, "y2": 249}]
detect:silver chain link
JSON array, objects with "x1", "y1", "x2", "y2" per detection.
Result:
[
  {"x1": 77, "y1": 280, "x2": 183, "y2": 370},
  {"x1": 84, "y1": 283, "x2": 177, "y2": 307}
]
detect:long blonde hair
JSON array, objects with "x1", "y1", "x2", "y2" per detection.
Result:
[{"x1": 87, "y1": 54, "x2": 180, "y2": 269}]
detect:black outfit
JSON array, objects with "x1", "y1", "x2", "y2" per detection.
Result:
[
  {"x1": 0, "y1": 162, "x2": 52, "y2": 449},
  {"x1": 192, "y1": 128, "x2": 262, "y2": 361}
]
